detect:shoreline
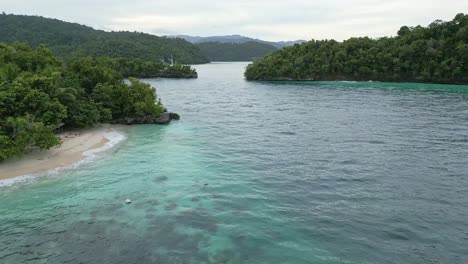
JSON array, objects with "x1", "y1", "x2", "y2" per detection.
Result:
[{"x1": 0, "y1": 124, "x2": 127, "y2": 184}]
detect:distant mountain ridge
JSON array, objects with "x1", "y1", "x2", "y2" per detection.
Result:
[{"x1": 171, "y1": 34, "x2": 306, "y2": 48}]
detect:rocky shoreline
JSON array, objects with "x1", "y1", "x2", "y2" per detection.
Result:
[{"x1": 111, "y1": 111, "x2": 180, "y2": 125}]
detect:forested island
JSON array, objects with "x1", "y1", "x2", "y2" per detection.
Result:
[
  {"x1": 173, "y1": 34, "x2": 305, "y2": 48},
  {"x1": 0, "y1": 13, "x2": 209, "y2": 64},
  {"x1": 196, "y1": 41, "x2": 277, "y2": 61},
  {"x1": 245, "y1": 14, "x2": 468, "y2": 84},
  {"x1": 0, "y1": 43, "x2": 191, "y2": 161}
]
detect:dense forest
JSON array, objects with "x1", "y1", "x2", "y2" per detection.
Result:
[
  {"x1": 0, "y1": 43, "x2": 179, "y2": 161},
  {"x1": 0, "y1": 13, "x2": 209, "y2": 64},
  {"x1": 196, "y1": 41, "x2": 277, "y2": 61},
  {"x1": 73, "y1": 57, "x2": 198, "y2": 79},
  {"x1": 245, "y1": 14, "x2": 468, "y2": 84}
]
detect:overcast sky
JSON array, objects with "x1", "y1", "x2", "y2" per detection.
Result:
[{"x1": 1, "y1": 0, "x2": 467, "y2": 41}]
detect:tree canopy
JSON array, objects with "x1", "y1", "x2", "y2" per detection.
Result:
[
  {"x1": 0, "y1": 43, "x2": 171, "y2": 161},
  {"x1": 245, "y1": 14, "x2": 468, "y2": 84},
  {"x1": 0, "y1": 13, "x2": 209, "y2": 64}
]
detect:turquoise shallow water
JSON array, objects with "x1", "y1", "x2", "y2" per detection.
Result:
[{"x1": 1, "y1": 62, "x2": 468, "y2": 263}]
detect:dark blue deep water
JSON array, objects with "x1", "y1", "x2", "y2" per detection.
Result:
[{"x1": 1, "y1": 62, "x2": 468, "y2": 263}]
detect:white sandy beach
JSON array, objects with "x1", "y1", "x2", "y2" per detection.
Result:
[{"x1": 0, "y1": 124, "x2": 126, "y2": 181}]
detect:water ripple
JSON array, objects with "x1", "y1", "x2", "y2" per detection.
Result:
[{"x1": 1, "y1": 63, "x2": 468, "y2": 263}]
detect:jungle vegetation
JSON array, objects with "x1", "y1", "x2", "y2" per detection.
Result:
[
  {"x1": 245, "y1": 14, "x2": 468, "y2": 84},
  {"x1": 0, "y1": 43, "x2": 175, "y2": 161}
]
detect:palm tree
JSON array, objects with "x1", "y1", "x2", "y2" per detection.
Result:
[{"x1": 54, "y1": 87, "x2": 78, "y2": 106}]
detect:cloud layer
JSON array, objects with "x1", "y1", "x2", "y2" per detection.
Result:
[{"x1": 2, "y1": 0, "x2": 467, "y2": 41}]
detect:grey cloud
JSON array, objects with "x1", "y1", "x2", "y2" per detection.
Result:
[{"x1": 1, "y1": 0, "x2": 466, "y2": 41}]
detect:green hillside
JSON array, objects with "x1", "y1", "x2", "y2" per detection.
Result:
[{"x1": 0, "y1": 13, "x2": 209, "y2": 64}]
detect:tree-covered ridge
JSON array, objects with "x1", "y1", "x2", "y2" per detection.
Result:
[
  {"x1": 0, "y1": 43, "x2": 167, "y2": 161},
  {"x1": 71, "y1": 57, "x2": 198, "y2": 79},
  {"x1": 245, "y1": 14, "x2": 468, "y2": 84},
  {"x1": 196, "y1": 41, "x2": 277, "y2": 61},
  {"x1": 0, "y1": 13, "x2": 209, "y2": 64}
]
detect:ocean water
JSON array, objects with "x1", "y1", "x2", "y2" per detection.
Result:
[{"x1": 1, "y1": 62, "x2": 468, "y2": 264}]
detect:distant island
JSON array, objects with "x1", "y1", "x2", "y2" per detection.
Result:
[
  {"x1": 245, "y1": 14, "x2": 468, "y2": 85},
  {"x1": 196, "y1": 41, "x2": 277, "y2": 61},
  {"x1": 171, "y1": 34, "x2": 306, "y2": 48},
  {"x1": 170, "y1": 34, "x2": 305, "y2": 61},
  {"x1": 0, "y1": 43, "x2": 191, "y2": 161},
  {"x1": 0, "y1": 13, "x2": 209, "y2": 64}
]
